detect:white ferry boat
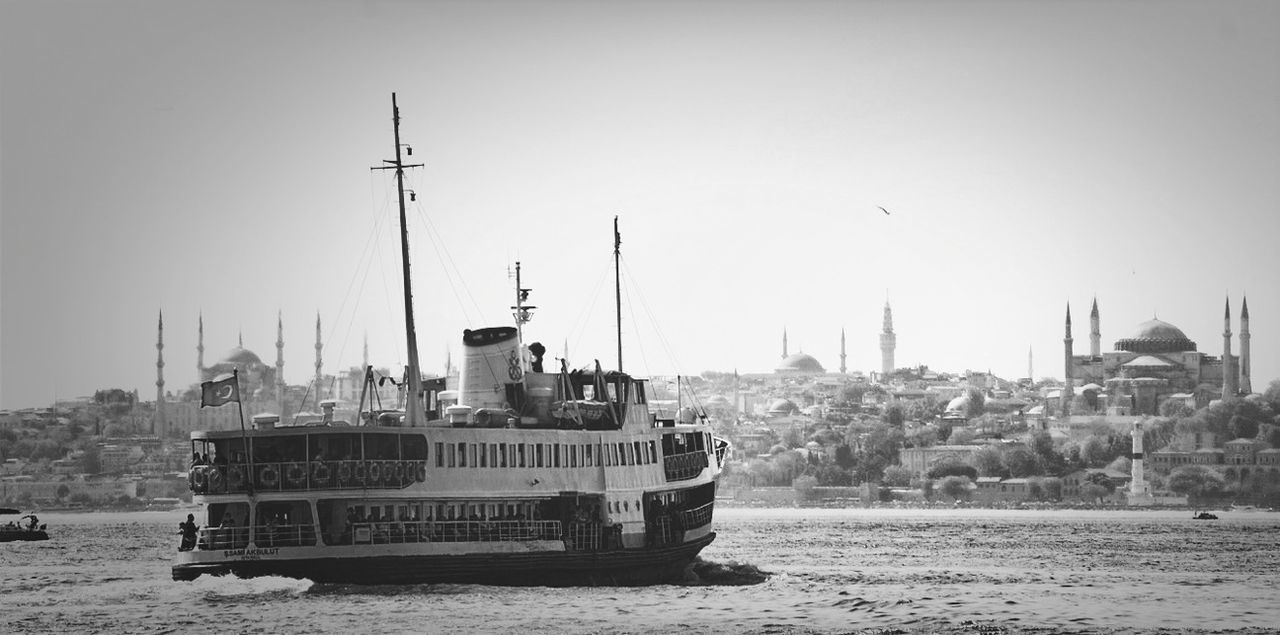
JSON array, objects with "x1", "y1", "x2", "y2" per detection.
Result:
[{"x1": 171, "y1": 95, "x2": 728, "y2": 585}]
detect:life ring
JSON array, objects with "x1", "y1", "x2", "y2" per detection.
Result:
[
  {"x1": 393, "y1": 461, "x2": 406, "y2": 485},
  {"x1": 285, "y1": 463, "x2": 306, "y2": 488},
  {"x1": 191, "y1": 468, "x2": 208, "y2": 493},
  {"x1": 338, "y1": 461, "x2": 352, "y2": 484},
  {"x1": 208, "y1": 467, "x2": 225, "y2": 493},
  {"x1": 415, "y1": 462, "x2": 427, "y2": 483},
  {"x1": 367, "y1": 461, "x2": 382, "y2": 485},
  {"x1": 259, "y1": 465, "x2": 280, "y2": 489},
  {"x1": 312, "y1": 461, "x2": 331, "y2": 484},
  {"x1": 353, "y1": 460, "x2": 366, "y2": 485},
  {"x1": 227, "y1": 465, "x2": 244, "y2": 491}
]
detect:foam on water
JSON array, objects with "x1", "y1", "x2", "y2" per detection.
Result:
[{"x1": 5, "y1": 509, "x2": 1280, "y2": 634}]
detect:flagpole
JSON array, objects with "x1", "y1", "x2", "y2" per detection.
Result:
[{"x1": 235, "y1": 369, "x2": 254, "y2": 496}]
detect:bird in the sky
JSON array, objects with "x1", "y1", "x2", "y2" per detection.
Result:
[{"x1": 879, "y1": 206, "x2": 890, "y2": 215}]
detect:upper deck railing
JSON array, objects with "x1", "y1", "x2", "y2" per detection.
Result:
[
  {"x1": 188, "y1": 459, "x2": 428, "y2": 495},
  {"x1": 662, "y1": 450, "x2": 708, "y2": 482}
]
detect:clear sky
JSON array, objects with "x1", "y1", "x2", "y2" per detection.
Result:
[{"x1": 2, "y1": 0, "x2": 1278, "y2": 410}]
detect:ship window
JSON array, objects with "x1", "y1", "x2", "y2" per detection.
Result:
[
  {"x1": 366, "y1": 433, "x2": 398, "y2": 460},
  {"x1": 649, "y1": 441, "x2": 657, "y2": 463},
  {"x1": 634, "y1": 381, "x2": 647, "y2": 404},
  {"x1": 447, "y1": 445, "x2": 456, "y2": 468},
  {"x1": 624, "y1": 500, "x2": 629, "y2": 512},
  {"x1": 458, "y1": 443, "x2": 468, "y2": 468},
  {"x1": 435, "y1": 442, "x2": 445, "y2": 467},
  {"x1": 569, "y1": 445, "x2": 578, "y2": 468},
  {"x1": 535, "y1": 444, "x2": 544, "y2": 468},
  {"x1": 518, "y1": 444, "x2": 526, "y2": 468},
  {"x1": 585, "y1": 444, "x2": 594, "y2": 467},
  {"x1": 479, "y1": 443, "x2": 488, "y2": 467},
  {"x1": 627, "y1": 443, "x2": 636, "y2": 465},
  {"x1": 553, "y1": 444, "x2": 561, "y2": 468},
  {"x1": 617, "y1": 442, "x2": 627, "y2": 466},
  {"x1": 403, "y1": 435, "x2": 427, "y2": 462},
  {"x1": 633, "y1": 441, "x2": 642, "y2": 464},
  {"x1": 468, "y1": 443, "x2": 478, "y2": 468}
]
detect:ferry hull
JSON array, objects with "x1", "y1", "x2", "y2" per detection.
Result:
[{"x1": 172, "y1": 532, "x2": 714, "y2": 586}]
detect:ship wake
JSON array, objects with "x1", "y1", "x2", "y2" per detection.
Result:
[{"x1": 680, "y1": 557, "x2": 770, "y2": 586}]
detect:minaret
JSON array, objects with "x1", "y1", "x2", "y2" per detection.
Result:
[
  {"x1": 197, "y1": 312, "x2": 205, "y2": 380},
  {"x1": 155, "y1": 310, "x2": 166, "y2": 434},
  {"x1": 880, "y1": 299, "x2": 896, "y2": 377},
  {"x1": 1062, "y1": 303, "x2": 1074, "y2": 416},
  {"x1": 314, "y1": 312, "x2": 324, "y2": 405},
  {"x1": 782, "y1": 327, "x2": 789, "y2": 359},
  {"x1": 362, "y1": 331, "x2": 369, "y2": 371},
  {"x1": 1222, "y1": 296, "x2": 1235, "y2": 400},
  {"x1": 276, "y1": 311, "x2": 285, "y2": 416},
  {"x1": 839, "y1": 328, "x2": 847, "y2": 374},
  {"x1": 1240, "y1": 296, "x2": 1252, "y2": 394},
  {"x1": 1028, "y1": 346, "x2": 1033, "y2": 381},
  {"x1": 1089, "y1": 297, "x2": 1100, "y2": 357}
]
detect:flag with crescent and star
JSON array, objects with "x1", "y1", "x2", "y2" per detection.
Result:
[{"x1": 200, "y1": 374, "x2": 240, "y2": 407}]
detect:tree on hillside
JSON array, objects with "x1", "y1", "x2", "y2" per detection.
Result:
[
  {"x1": 1167, "y1": 465, "x2": 1226, "y2": 503},
  {"x1": 970, "y1": 445, "x2": 1008, "y2": 478},
  {"x1": 964, "y1": 388, "x2": 986, "y2": 419},
  {"x1": 1003, "y1": 445, "x2": 1041, "y2": 478},
  {"x1": 939, "y1": 475, "x2": 971, "y2": 501},
  {"x1": 882, "y1": 465, "x2": 913, "y2": 487},
  {"x1": 883, "y1": 403, "x2": 906, "y2": 427}
]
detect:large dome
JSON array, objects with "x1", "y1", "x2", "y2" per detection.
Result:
[
  {"x1": 775, "y1": 352, "x2": 825, "y2": 374},
  {"x1": 1114, "y1": 318, "x2": 1197, "y2": 354},
  {"x1": 218, "y1": 346, "x2": 265, "y2": 367}
]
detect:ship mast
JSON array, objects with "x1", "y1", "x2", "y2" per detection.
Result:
[
  {"x1": 373, "y1": 93, "x2": 425, "y2": 425},
  {"x1": 614, "y1": 216, "x2": 623, "y2": 372}
]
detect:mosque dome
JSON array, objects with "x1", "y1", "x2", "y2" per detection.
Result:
[
  {"x1": 775, "y1": 352, "x2": 825, "y2": 374},
  {"x1": 767, "y1": 398, "x2": 799, "y2": 415},
  {"x1": 1114, "y1": 319, "x2": 1197, "y2": 354},
  {"x1": 945, "y1": 394, "x2": 969, "y2": 413},
  {"x1": 704, "y1": 395, "x2": 731, "y2": 409},
  {"x1": 218, "y1": 346, "x2": 265, "y2": 367}
]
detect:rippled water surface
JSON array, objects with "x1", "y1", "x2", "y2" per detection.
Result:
[{"x1": 3, "y1": 507, "x2": 1278, "y2": 634}]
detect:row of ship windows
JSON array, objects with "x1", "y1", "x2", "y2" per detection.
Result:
[{"x1": 432, "y1": 440, "x2": 660, "y2": 469}]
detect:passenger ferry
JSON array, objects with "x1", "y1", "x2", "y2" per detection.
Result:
[{"x1": 171, "y1": 95, "x2": 728, "y2": 585}]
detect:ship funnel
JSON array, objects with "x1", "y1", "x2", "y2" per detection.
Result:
[{"x1": 458, "y1": 327, "x2": 522, "y2": 410}]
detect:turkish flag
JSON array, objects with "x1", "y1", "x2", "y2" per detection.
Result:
[{"x1": 200, "y1": 374, "x2": 240, "y2": 407}]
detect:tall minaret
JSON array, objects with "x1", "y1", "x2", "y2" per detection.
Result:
[
  {"x1": 1222, "y1": 296, "x2": 1235, "y2": 400},
  {"x1": 275, "y1": 311, "x2": 285, "y2": 416},
  {"x1": 839, "y1": 328, "x2": 847, "y2": 374},
  {"x1": 1089, "y1": 297, "x2": 1101, "y2": 357},
  {"x1": 880, "y1": 299, "x2": 896, "y2": 377},
  {"x1": 314, "y1": 312, "x2": 324, "y2": 405},
  {"x1": 196, "y1": 312, "x2": 205, "y2": 380},
  {"x1": 782, "y1": 327, "x2": 789, "y2": 359},
  {"x1": 1028, "y1": 345, "x2": 1033, "y2": 381},
  {"x1": 1062, "y1": 303, "x2": 1074, "y2": 416},
  {"x1": 1240, "y1": 296, "x2": 1252, "y2": 394},
  {"x1": 155, "y1": 310, "x2": 166, "y2": 434}
]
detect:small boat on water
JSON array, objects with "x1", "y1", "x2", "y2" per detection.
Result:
[
  {"x1": 170, "y1": 94, "x2": 728, "y2": 585},
  {"x1": 1193, "y1": 511, "x2": 1218, "y2": 520},
  {"x1": 1, "y1": 513, "x2": 49, "y2": 542}
]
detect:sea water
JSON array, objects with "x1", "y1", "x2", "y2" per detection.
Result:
[{"x1": 3, "y1": 507, "x2": 1277, "y2": 634}]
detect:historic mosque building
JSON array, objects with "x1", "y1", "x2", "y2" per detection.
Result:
[
  {"x1": 1062, "y1": 297, "x2": 1252, "y2": 416},
  {"x1": 772, "y1": 300, "x2": 898, "y2": 379}
]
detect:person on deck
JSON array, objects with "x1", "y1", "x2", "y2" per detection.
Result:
[{"x1": 178, "y1": 514, "x2": 199, "y2": 551}]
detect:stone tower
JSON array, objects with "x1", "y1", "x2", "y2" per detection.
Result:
[
  {"x1": 880, "y1": 300, "x2": 895, "y2": 377},
  {"x1": 1089, "y1": 297, "x2": 1101, "y2": 357},
  {"x1": 1241, "y1": 296, "x2": 1251, "y2": 394},
  {"x1": 1062, "y1": 303, "x2": 1074, "y2": 416},
  {"x1": 782, "y1": 327, "x2": 788, "y2": 359},
  {"x1": 155, "y1": 310, "x2": 166, "y2": 433},
  {"x1": 839, "y1": 328, "x2": 847, "y2": 374}
]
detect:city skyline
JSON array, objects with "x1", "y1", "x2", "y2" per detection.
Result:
[{"x1": 3, "y1": 1, "x2": 1278, "y2": 409}]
